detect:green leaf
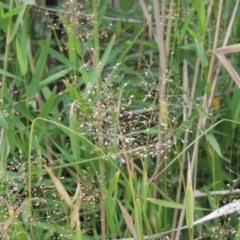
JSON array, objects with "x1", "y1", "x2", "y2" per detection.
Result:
[
  {"x1": 9, "y1": 4, "x2": 28, "y2": 44},
  {"x1": 143, "y1": 41, "x2": 158, "y2": 50},
  {"x1": 39, "y1": 68, "x2": 72, "y2": 89},
  {"x1": 80, "y1": 66, "x2": 90, "y2": 85},
  {"x1": 0, "y1": 111, "x2": 8, "y2": 128},
  {"x1": 16, "y1": 38, "x2": 27, "y2": 75},
  {"x1": 98, "y1": 0, "x2": 109, "y2": 24},
  {"x1": 39, "y1": 87, "x2": 57, "y2": 118},
  {"x1": 0, "y1": 69, "x2": 23, "y2": 81},
  {"x1": 196, "y1": 0, "x2": 206, "y2": 36},
  {"x1": 105, "y1": 170, "x2": 120, "y2": 200},
  {"x1": 186, "y1": 158, "x2": 194, "y2": 229},
  {"x1": 208, "y1": 147, "x2": 223, "y2": 193},
  {"x1": 232, "y1": 88, "x2": 240, "y2": 128},
  {"x1": 106, "y1": 200, "x2": 117, "y2": 237},
  {"x1": 141, "y1": 170, "x2": 148, "y2": 215},
  {"x1": 178, "y1": 7, "x2": 195, "y2": 43},
  {"x1": 195, "y1": 39, "x2": 208, "y2": 67},
  {"x1": 179, "y1": 43, "x2": 196, "y2": 51},
  {"x1": 28, "y1": 36, "x2": 51, "y2": 97},
  {"x1": 207, "y1": 134, "x2": 223, "y2": 158},
  {"x1": 191, "y1": 99, "x2": 209, "y2": 118},
  {"x1": 19, "y1": 14, "x2": 28, "y2": 74},
  {"x1": 69, "y1": 101, "x2": 81, "y2": 164},
  {"x1": 3, "y1": 5, "x2": 24, "y2": 18},
  {"x1": 124, "y1": 127, "x2": 160, "y2": 136},
  {"x1": 48, "y1": 48, "x2": 73, "y2": 67},
  {"x1": 68, "y1": 32, "x2": 81, "y2": 63},
  {"x1": 21, "y1": 0, "x2": 36, "y2": 5},
  {"x1": 187, "y1": 27, "x2": 205, "y2": 42},
  {"x1": 31, "y1": 134, "x2": 43, "y2": 184},
  {"x1": 63, "y1": 80, "x2": 79, "y2": 100},
  {"x1": 135, "y1": 196, "x2": 143, "y2": 238},
  {"x1": 118, "y1": 28, "x2": 143, "y2": 62},
  {"x1": 83, "y1": 33, "x2": 116, "y2": 98},
  {"x1": 0, "y1": 4, "x2": 6, "y2": 32},
  {"x1": 205, "y1": 81, "x2": 212, "y2": 94},
  {"x1": 147, "y1": 198, "x2": 185, "y2": 209}
]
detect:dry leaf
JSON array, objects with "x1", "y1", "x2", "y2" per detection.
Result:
[
  {"x1": 207, "y1": 44, "x2": 240, "y2": 56},
  {"x1": 45, "y1": 165, "x2": 72, "y2": 206},
  {"x1": 214, "y1": 50, "x2": 240, "y2": 88},
  {"x1": 70, "y1": 183, "x2": 82, "y2": 229},
  {"x1": 117, "y1": 199, "x2": 136, "y2": 239}
]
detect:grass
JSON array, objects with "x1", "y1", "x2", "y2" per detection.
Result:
[{"x1": 0, "y1": 0, "x2": 240, "y2": 239}]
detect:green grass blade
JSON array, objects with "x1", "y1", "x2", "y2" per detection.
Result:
[
  {"x1": 232, "y1": 87, "x2": 240, "y2": 128},
  {"x1": 206, "y1": 134, "x2": 222, "y2": 158},
  {"x1": 3, "y1": 5, "x2": 23, "y2": 18},
  {"x1": 196, "y1": 0, "x2": 206, "y2": 36},
  {"x1": 185, "y1": 157, "x2": 194, "y2": 240},
  {"x1": 187, "y1": 27, "x2": 205, "y2": 42},
  {"x1": 178, "y1": 6, "x2": 195, "y2": 43},
  {"x1": 195, "y1": 39, "x2": 208, "y2": 67},
  {"x1": 207, "y1": 146, "x2": 223, "y2": 193},
  {"x1": 16, "y1": 38, "x2": 27, "y2": 76},
  {"x1": 0, "y1": 69, "x2": 23, "y2": 81},
  {"x1": 28, "y1": 36, "x2": 51, "y2": 98},
  {"x1": 83, "y1": 33, "x2": 116, "y2": 98},
  {"x1": 0, "y1": 111, "x2": 8, "y2": 128},
  {"x1": 8, "y1": 4, "x2": 28, "y2": 44},
  {"x1": 69, "y1": 101, "x2": 81, "y2": 164},
  {"x1": 118, "y1": 28, "x2": 143, "y2": 62},
  {"x1": 105, "y1": 170, "x2": 120, "y2": 200},
  {"x1": 39, "y1": 68, "x2": 72, "y2": 89},
  {"x1": 38, "y1": 87, "x2": 57, "y2": 118},
  {"x1": 147, "y1": 198, "x2": 185, "y2": 209},
  {"x1": 68, "y1": 32, "x2": 81, "y2": 63}
]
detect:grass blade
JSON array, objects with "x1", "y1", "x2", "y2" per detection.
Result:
[
  {"x1": 69, "y1": 101, "x2": 80, "y2": 165},
  {"x1": 196, "y1": 0, "x2": 206, "y2": 36},
  {"x1": 214, "y1": 50, "x2": 240, "y2": 88},
  {"x1": 206, "y1": 134, "x2": 223, "y2": 158},
  {"x1": 27, "y1": 36, "x2": 51, "y2": 97},
  {"x1": 117, "y1": 199, "x2": 136, "y2": 239},
  {"x1": 44, "y1": 165, "x2": 72, "y2": 207},
  {"x1": 105, "y1": 170, "x2": 120, "y2": 200},
  {"x1": 83, "y1": 33, "x2": 116, "y2": 98},
  {"x1": 147, "y1": 198, "x2": 185, "y2": 209},
  {"x1": 185, "y1": 156, "x2": 194, "y2": 239}
]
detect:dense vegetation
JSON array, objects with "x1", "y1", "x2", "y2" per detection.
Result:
[{"x1": 0, "y1": 0, "x2": 240, "y2": 239}]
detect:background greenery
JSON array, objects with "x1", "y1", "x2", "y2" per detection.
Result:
[{"x1": 0, "y1": 0, "x2": 240, "y2": 239}]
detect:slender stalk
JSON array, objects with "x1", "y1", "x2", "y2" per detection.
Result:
[
  {"x1": 92, "y1": 0, "x2": 106, "y2": 239},
  {"x1": 138, "y1": 0, "x2": 153, "y2": 63},
  {"x1": 1, "y1": 0, "x2": 14, "y2": 100},
  {"x1": 171, "y1": 36, "x2": 190, "y2": 239},
  {"x1": 120, "y1": 136, "x2": 143, "y2": 239},
  {"x1": 152, "y1": 0, "x2": 168, "y2": 185},
  {"x1": 92, "y1": 0, "x2": 100, "y2": 66},
  {"x1": 115, "y1": 88, "x2": 143, "y2": 239},
  {"x1": 0, "y1": 0, "x2": 17, "y2": 232},
  {"x1": 165, "y1": 0, "x2": 175, "y2": 57}
]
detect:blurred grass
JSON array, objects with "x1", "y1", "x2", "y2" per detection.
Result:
[{"x1": 0, "y1": 0, "x2": 240, "y2": 240}]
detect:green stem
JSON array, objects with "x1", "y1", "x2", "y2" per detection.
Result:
[
  {"x1": 92, "y1": 0, "x2": 105, "y2": 239},
  {"x1": 1, "y1": 0, "x2": 14, "y2": 101}
]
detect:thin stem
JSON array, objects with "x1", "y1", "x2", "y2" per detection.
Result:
[
  {"x1": 92, "y1": 0, "x2": 106, "y2": 239},
  {"x1": 1, "y1": 0, "x2": 14, "y2": 100}
]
